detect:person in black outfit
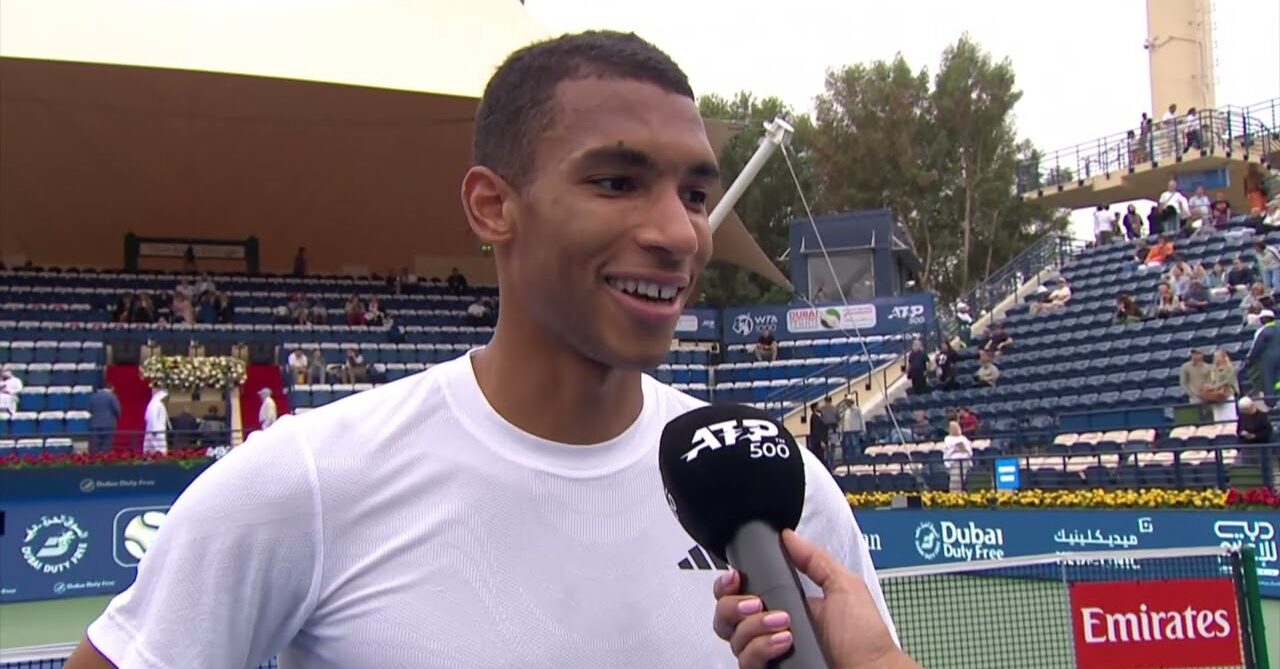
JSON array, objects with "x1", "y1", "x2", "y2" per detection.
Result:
[
  {"x1": 807, "y1": 402, "x2": 828, "y2": 460},
  {"x1": 1236, "y1": 397, "x2": 1276, "y2": 487},
  {"x1": 934, "y1": 341, "x2": 958, "y2": 389},
  {"x1": 906, "y1": 338, "x2": 929, "y2": 394}
]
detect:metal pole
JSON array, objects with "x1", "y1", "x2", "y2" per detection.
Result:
[{"x1": 708, "y1": 117, "x2": 795, "y2": 233}]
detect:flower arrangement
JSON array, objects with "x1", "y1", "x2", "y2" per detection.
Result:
[
  {"x1": 140, "y1": 355, "x2": 246, "y2": 391},
  {"x1": 0, "y1": 449, "x2": 212, "y2": 469},
  {"x1": 846, "y1": 487, "x2": 1280, "y2": 511}
]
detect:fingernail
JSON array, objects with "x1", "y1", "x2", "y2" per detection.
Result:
[
  {"x1": 737, "y1": 598, "x2": 762, "y2": 615},
  {"x1": 719, "y1": 570, "x2": 735, "y2": 587},
  {"x1": 763, "y1": 611, "x2": 790, "y2": 628},
  {"x1": 769, "y1": 631, "x2": 793, "y2": 647}
]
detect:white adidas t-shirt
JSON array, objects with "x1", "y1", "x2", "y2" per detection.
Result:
[{"x1": 87, "y1": 351, "x2": 895, "y2": 668}]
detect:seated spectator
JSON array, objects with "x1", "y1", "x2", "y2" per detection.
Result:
[
  {"x1": 197, "y1": 293, "x2": 218, "y2": 324},
  {"x1": 447, "y1": 267, "x2": 469, "y2": 295},
  {"x1": 935, "y1": 341, "x2": 958, "y2": 389},
  {"x1": 1255, "y1": 240, "x2": 1280, "y2": 292},
  {"x1": 1153, "y1": 282, "x2": 1181, "y2": 317},
  {"x1": 1179, "y1": 348, "x2": 1211, "y2": 404},
  {"x1": 957, "y1": 407, "x2": 979, "y2": 436},
  {"x1": 981, "y1": 323, "x2": 1013, "y2": 355},
  {"x1": 307, "y1": 347, "x2": 327, "y2": 384},
  {"x1": 215, "y1": 293, "x2": 234, "y2": 324},
  {"x1": 131, "y1": 291, "x2": 156, "y2": 323},
  {"x1": 754, "y1": 327, "x2": 779, "y2": 362},
  {"x1": 112, "y1": 293, "x2": 134, "y2": 322},
  {"x1": 272, "y1": 304, "x2": 292, "y2": 325},
  {"x1": 1132, "y1": 240, "x2": 1150, "y2": 265},
  {"x1": 172, "y1": 291, "x2": 194, "y2": 325},
  {"x1": 288, "y1": 349, "x2": 308, "y2": 385},
  {"x1": 466, "y1": 298, "x2": 491, "y2": 327},
  {"x1": 309, "y1": 299, "x2": 328, "y2": 325},
  {"x1": 1211, "y1": 192, "x2": 1232, "y2": 229},
  {"x1": 1241, "y1": 282, "x2": 1268, "y2": 319},
  {"x1": 175, "y1": 280, "x2": 194, "y2": 301},
  {"x1": 1114, "y1": 293, "x2": 1145, "y2": 323},
  {"x1": 1143, "y1": 235, "x2": 1174, "y2": 268},
  {"x1": 1166, "y1": 263, "x2": 1190, "y2": 297},
  {"x1": 365, "y1": 297, "x2": 386, "y2": 327},
  {"x1": 975, "y1": 352, "x2": 999, "y2": 387},
  {"x1": 342, "y1": 347, "x2": 367, "y2": 384},
  {"x1": 1236, "y1": 397, "x2": 1274, "y2": 469},
  {"x1": 1181, "y1": 279, "x2": 1211, "y2": 312},
  {"x1": 1207, "y1": 259, "x2": 1231, "y2": 296},
  {"x1": 345, "y1": 295, "x2": 366, "y2": 326},
  {"x1": 154, "y1": 291, "x2": 174, "y2": 324},
  {"x1": 1188, "y1": 186, "x2": 1212, "y2": 231},
  {"x1": 1227, "y1": 256, "x2": 1257, "y2": 291},
  {"x1": 1030, "y1": 279, "x2": 1071, "y2": 315},
  {"x1": 910, "y1": 409, "x2": 937, "y2": 441}
]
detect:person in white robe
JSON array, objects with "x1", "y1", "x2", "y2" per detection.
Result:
[
  {"x1": 0, "y1": 368, "x2": 23, "y2": 417},
  {"x1": 258, "y1": 388, "x2": 278, "y2": 430},
  {"x1": 143, "y1": 389, "x2": 170, "y2": 454}
]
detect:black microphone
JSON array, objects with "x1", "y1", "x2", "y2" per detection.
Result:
[{"x1": 658, "y1": 404, "x2": 828, "y2": 669}]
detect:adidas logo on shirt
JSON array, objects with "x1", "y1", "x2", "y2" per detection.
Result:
[{"x1": 677, "y1": 544, "x2": 728, "y2": 571}]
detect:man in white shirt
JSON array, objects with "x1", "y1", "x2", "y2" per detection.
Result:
[
  {"x1": 1092, "y1": 204, "x2": 1116, "y2": 245},
  {"x1": 66, "y1": 31, "x2": 900, "y2": 669},
  {"x1": 141, "y1": 389, "x2": 169, "y2": 455},
  {"x1": 287, "y1": 348, "x2": 308, "y2": 385},
  {"x1": 1188, "y1": 185, "x2": 1212, "y2": 230},
  {"x1": 1157, "y1": 179, "x2": 1191, "y2": 235},
  {"x1": 257, "y1": 387, "x2": 278, "y2": 430},
  {"x1": 0, "y1": 367, "x2": 23, "y2": 417}
]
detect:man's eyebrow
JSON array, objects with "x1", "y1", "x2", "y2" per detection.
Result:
[
  {"x1": 687, "y1": 161, "x2": 720, "y2": 182},
  {"x1": 574, "y1": 146, "x2": 721, "y2": 181}
]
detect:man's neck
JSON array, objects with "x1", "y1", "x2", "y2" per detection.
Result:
[{"x1": 470, "y1": 310, "x2": 646, "y2": 446}]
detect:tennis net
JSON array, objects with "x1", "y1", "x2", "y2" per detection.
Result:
[{"x1": 878, "y1": 545, "x2": 1266, "y2": 669}]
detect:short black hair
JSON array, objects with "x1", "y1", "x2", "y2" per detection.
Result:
[{"x1": 473, "y1": 30, "x2": 695, "y2": 188}]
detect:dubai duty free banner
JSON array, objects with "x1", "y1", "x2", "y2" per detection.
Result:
[{"x1": 854, "y1": 509, "x2": 1280, "y2": 598}]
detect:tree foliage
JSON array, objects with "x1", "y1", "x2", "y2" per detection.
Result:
[{"x1": 700, "y1": 34, "x2": 1066, "y2": 307}]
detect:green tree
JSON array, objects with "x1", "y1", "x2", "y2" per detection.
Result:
[
  {"x1": 696, "y1": 92, "x2": 808, "y2": 307},
  {"x1": 809, "y1": 35, "x2": 1067, "y2": 302}
]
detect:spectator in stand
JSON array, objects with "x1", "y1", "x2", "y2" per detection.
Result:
[
  {"x1": 1190, "y1": 263, "x2": 1212, "y2": 290},
  {"x1": 199, "y1": 406, "x2": 228, "y2": 448},
  {"x1": 197, "y1": 293, "x2": 218, "y2": 324},
  {"x1": 838, "y1": 397, "x2": 863, "y2": 455},
  {"x1": 1207, "y1": 260, "x2": 1231, "y2": 296},
  {"x1": 175, "y1": 280, "x2": 194, "y2": 301},
  {"x1": 112, "y1": 294, "x2": 134, "y2": 323},
  {"x1": 818, "y1": 397, "x2": 839, "y2": 465},
  {"x1": 288, "y1": 349, "x2": 308, "y2": 385},
  {"x1": 1166, "y1": 263, "x2": 1190, "y2": 297},
  {"x1": 1204, "y1": 350, "x2": 1241, "y2": 422},
  {"x1": 1143, "y1": 235, "x2": 1175, "y2": 269},
  {"x1": 172, "y1": 291, "x2": 195, "y2": 325},
  {"x1": 1211, "y1": 192, "x2": 1232, "y2": 230},
  {"x1": 957, "y1": 407, "x2": 979, "y2": 436},
  {"x1": 807, "y1": 402, "x2": 827, "y2": 461},
  {"x1": 1132, "y1": 240, "x2": 1150, "y2": 265},
  {"x1": 258, "y1": 388, "x2": 278, "y2": 430},
  {"x1": 308, "y1": 347, "x2": 327, "y2": 384},
  {"x1": 1156, "y1": 180, "x2": 1190, "y2": 235},
  {"x1": 1245, "y1": 309, "x2": 1280, "y2": 395},
  {"x1": 1179, "y1": 349, "x2": 1211, "y2": 405},
  {"x1": 88, "y1": 383, "x2": 120, "y2": 454},
  {"x1": 1146, "y1": 205, "x2": 1162, "y2": 238},
  {"x1": 1137, "y1": 112, "x2": 1153, "y2": 161},
  {"x1": 1153, "y1": 281, "x2": 1181, "y2": 318},
  {"x1": 942, "y1": 421, "x2": 972, "y2": 493},
  {"x1": 182, "y1": 245, "x2": 197, "y2": 272},
  {"x1": 1092, "y1": 205, "x2": 1116, "y2": 245},
  {"x1": 1188, "y1": 186, "x2": 1212, "y2": 232},
  {"x1": 365, "y1": 297, "x2": 386, "y2": 327},
  {"x1": 1255, "y1": 240, "x2": 1280, "y2": 292},
  {"x1": 1242, "y1": 284, "x2": 1268, "y2": 325},
  {"x1": 905, "y1": 410, "x2": 933, "y2": 442},
  {"x1": 1114, "y1": 293, "x2": 1145, "y2": 323},
  {"x1": 1181, "y1": 278, "x2": 1211, "y2": 313},
  {"x1": 1235, "y1": 397, "x2": 1274, "y2": 474},
  {"x1": 754, "y1": 326, "x2": 779, "y2": 362},
  {"x1": 1227, "y1": 257, "x2": 1257, "y2": 294},
  {"x1": 170, "y1": 407, "x2": 199, "y2": 450},
  {"x1": 272, "y1": 304, "x2": 292, "y2": 325},
  {"x1": 153, "y1": 291, "x2": 173, "y2": 324},
  {"x1": 934, "y1": 341, "x2": 958, "y2": 389},
  {"x1": 446, "y1": 267, "x2": 469, "y2": 295},
  {"x1": 1183, "y1": 108, "x2": 1202, "y2": 152},
  {"x1": 906, "y1": 338, "x2": 928, "y2": 394},
  {"x1": 0, "y1": 367, "x2": 23, "y2": 417},
  {"x1": 1121, "y1": 204, "x2": 1144, "y2": 241},
  {"x1": 292, "y1": 247, "x2": 308, "y2": 276},
  {"x1": 1030, "y1": 278, "x2": 1071, "y2": 315},
  {"x1": 196, "y1": 273, "x2": 216, "y2": 298},
  {"x1": 142, "y1": 389, "x2": 170, "y2": 455},
  {"x1": 466, "y1": 298, "x2": 491, "y2": 327},
  {"x1": 309, "y1": 299, "x2": 328, "y2": 325},
  {"x1": 342, "y1": 347, "x2": 367, "y2": 384},
  {"x1": 344, "y1": 295, "x2": 366, "y2": 326},
  {"x1": 981, "y1": 323, "x2": 1013, "y2": 356},
  {"x1": 131, "y1": 291, "x2": 156, "y2": 323},
  {"x1": 215, "y1": 293, "x2": 234, "y2": 324},
  {"x1": 975, "y1": 351, "x2": 999, "y2": 387}
]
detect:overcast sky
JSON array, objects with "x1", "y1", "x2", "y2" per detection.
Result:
[{"x1": 524, "y1": 0, "x2": 1280, "y2": 238}]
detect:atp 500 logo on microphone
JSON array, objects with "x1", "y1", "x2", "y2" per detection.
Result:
[{"x1": 681, "y1": 418, "x2": 791, "y2": 463}]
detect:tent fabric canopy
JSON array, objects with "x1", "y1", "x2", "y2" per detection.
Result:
[{"x1": 0, "y1": 0, "x2": 790, "y2": 289}]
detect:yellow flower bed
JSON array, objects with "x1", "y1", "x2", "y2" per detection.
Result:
[{"x1": 846, "y1": 488, "x2": 1230, "y2": 510}]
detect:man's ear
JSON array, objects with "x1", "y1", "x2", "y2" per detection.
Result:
[{"x1": 461, "y1": 166, "x2": 517, "y2": 244}]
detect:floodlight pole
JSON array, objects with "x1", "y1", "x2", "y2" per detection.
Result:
[{"x1": 708, "y1": 117, "x2": 795, "y2": 234}]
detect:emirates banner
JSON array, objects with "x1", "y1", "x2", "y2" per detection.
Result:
[{"x1": 1068, "y1": 578, "x2": 1244, "y2": 669}]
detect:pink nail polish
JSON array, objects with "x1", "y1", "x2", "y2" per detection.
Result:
[
  {"x1": 719, "y1": 570, "x2": 735, "y2": 587},
  {"x1": 737, "y1": 598, "x2": 762, "y2": 615},
  {"x1": 770, "y1": 631, "x2": 793, "y2": 647},
  {"x1": 763, "y1": 612, "x2": 790, "y2": 628}
]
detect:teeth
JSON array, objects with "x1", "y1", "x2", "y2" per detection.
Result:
[{"x1": 607, "y1": 277, "x2": 681, "y2": 302}]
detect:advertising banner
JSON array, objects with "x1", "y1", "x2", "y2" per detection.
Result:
[
  {"x1": 1069, "y1": 578, "x2": 1243, "y2": 669},
  {"x1": 854, "y1": 509, "x2": 1280, "y2": 598},
  {"x1": 673, "y1": 308, "x2": 719, "y2": 341},
  {"x1": 721, "y1": 294, "x2": 935, "y2": 344}
]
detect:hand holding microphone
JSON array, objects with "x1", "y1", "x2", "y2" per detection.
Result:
[{"x1": 658, "y1": 405, "x2": 919, "y2": 669}]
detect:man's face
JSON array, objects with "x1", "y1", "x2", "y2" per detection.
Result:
[
  {"x1": 1196, "y1": 187, "x2": 1205, "y2": 197},
  {"x1": 498, "y1": 78, "x2": 718, "y2": 369},
  {"x1": 1191, "y1": 351, "x2": 1204, "y2": 364},
  {"x1": 1168, "y1": 180, "x2": 1177, "y2": 191}
]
